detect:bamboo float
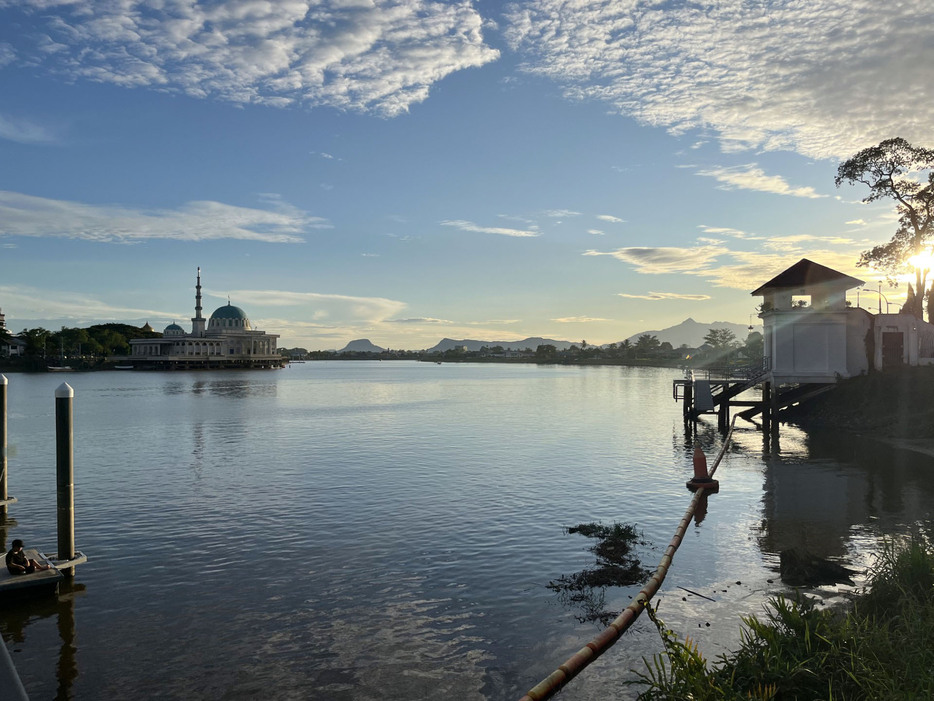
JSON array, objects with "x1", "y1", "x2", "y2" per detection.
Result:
[{"x1": 518, "y1": 418, "x2": 738, "y2": 701}]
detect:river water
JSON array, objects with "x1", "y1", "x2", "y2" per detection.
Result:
[{"x1": 1, "y1": 362, "x2": 932, "y2": 699}]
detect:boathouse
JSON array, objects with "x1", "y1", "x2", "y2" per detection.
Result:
[
  {"x1": 754, "y1": 258, "x2": 934, "y2": 378},
  {"x1": 676, "y1": 258, "x2": 934, "y2": 430}
]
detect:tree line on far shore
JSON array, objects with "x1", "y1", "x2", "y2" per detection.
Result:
[
  {"x1": 283, "y1": 328, "x2": 764, "y2": 368},
  {"x1": 0, "y1": 323, "x2": 161, "y2": 370}
]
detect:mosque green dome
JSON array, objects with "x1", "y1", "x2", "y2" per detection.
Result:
[
  {"x1": 210, "y1": 303, "x2": 249, "y2": 320},
  {"x1": 208, "y1": 302, "x2": 252, "y2": 331}
]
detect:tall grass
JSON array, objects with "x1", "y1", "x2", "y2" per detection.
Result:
[{"x1": 632, "y1": 537, "x2": 934, "y2": 700}]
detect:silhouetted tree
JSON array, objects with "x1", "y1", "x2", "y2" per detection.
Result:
[{"x1": 836, "y1": 138, "x2": 934, "y2": 320}]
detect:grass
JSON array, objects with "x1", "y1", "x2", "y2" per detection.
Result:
[{"x1": 631, "y1": 537, "x2": 934, "y2": 700}]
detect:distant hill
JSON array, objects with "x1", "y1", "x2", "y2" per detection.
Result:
[
  {"x1": 625, "y1": 318, "x2": 759, "y2": 348},
  {"x1": 427, "y1": 337, "x2": 574, "y2": 353},
  {"x1": 340, "y1": 339, "x2": 386, "y2": 353}
]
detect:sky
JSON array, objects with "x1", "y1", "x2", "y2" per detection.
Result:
[{"x1": 1, "y1": 0, "x2": 932, "y2": 351}]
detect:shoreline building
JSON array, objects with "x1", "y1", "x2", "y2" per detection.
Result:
[{"x1": 129, "y1": 269, "x2": 284, "y2": 370}]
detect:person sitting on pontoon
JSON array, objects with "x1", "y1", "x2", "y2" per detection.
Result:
[{"x1": 5, "y1": 539, "x2": 51, "y2": 575}]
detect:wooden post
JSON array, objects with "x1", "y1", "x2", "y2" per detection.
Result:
[
  {"x1": 762, "y1": 382, "x2": 771, "y2": 434},
  {"x1": 683, "y1": 381, "x2": 693, "y2": 421},
  {"x1": 55, "y1": 382, "x2": 76, "y2": 578},
  {"x1": 770, "y1": 382, "x2": 780, "y2": 440}
]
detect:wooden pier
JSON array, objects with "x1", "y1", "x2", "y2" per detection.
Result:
[{"x1": 673, "y1": 364, "x2": 834, "y2": 434}]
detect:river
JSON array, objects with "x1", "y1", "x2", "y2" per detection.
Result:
[{"x1": 1, "y1": 362, "x2": 932, "y2": 699}]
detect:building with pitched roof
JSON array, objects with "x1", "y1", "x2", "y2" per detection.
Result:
[{"x1": 753, "y1": 258, "x2": 934, "y2": 383}]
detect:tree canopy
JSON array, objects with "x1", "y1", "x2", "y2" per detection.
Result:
[
  {"x1": 703, "y1": 328, "x2": 737, "y2": 349},
  {"x1": 836, "y1": 137, "x2": 934, "y2": 319}
]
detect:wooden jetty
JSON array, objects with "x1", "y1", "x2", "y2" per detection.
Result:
[{"x1": 673, "y1": 363, "x2": 835, "y2": 434}]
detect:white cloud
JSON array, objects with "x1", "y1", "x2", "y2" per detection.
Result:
[
  {"x1": 0, "y1": 191, "x2": 326, "y2": 243},
  {"x1": 440, "y1": 219, "x2": 540, "y2": 237},
  {"x1": 586, "y1": 241, "x2": 866, "y2": 291},
  {"x1": 503, "y1": 0, "x2": 934, "y2": 159},
  {"x1": 764, "y1": 234, "x2": 855, "y2": 252},
  {"x1": 4, "y1": 0, "x2": 499, "y2": 117},
  {"x1": 596, "y1": 214, "x2": 625, "y2": 223},
  {"x1": 846, "y1": 219, "x2": 868, "y2": 226},
  {"x1": 697, "y1": 165, "x2": 825, "y2": 199},
  {"x1": 698, "y1": 225, "x2": 765, "y2": 241},
  {"x1": 587, "y1": 229, "x2": 604, "y2": 235},
  {"x1": 226, "y1": 289, "x2": 408, "y2": 326},
  {"x1": 618, "y1": 292, "x2": 710, "y2": 301},
  {"x1": 0, "y1": 284, "x2": 179, "y2": 322},
  {"x1": 0, "y1": 113, "x2": 57, "y2": 144},
  {"x1": 584, "y1": 245, "x2": 727, "y2": 274},
  {"x1": 389, "y1": 317, "x2": 451, "y2": 324},
  {"x1": 544, "y1": 209, "x2": 581, "y2": 218},
  {"x1": 552, "y1": 316, "x2": 609, "y2": 323}
]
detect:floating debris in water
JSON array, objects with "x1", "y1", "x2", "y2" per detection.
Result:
[{"x1": 549, "y1": 522, "x2": 653, "y2": 625}]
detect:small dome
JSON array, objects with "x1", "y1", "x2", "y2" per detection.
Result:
[
  {"x1": 142, "y1": 322, "x2": 155, "y2": 332},
  {"x1": 164, "y1": 322, "x2": 186, "y2": 337},
  {"x1": 208, "y1": 303, "x2": 252, "y2": 332}
]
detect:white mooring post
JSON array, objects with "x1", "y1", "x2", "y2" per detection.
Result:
[{"x1": 55, "y1": 382, "x2": 76, "y2": 578}]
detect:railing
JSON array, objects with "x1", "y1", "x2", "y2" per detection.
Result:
[{"x1": 688, "y1": 357, "x2": 770, "y2": 381}]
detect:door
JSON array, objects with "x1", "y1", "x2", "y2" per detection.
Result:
[{"x1": 882, "y1": 331, "x2": 904, "y2": 369}]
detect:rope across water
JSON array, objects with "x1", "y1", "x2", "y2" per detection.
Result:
[{"x1": 519, "y1": 417, "x2": 739, "y2": 701}]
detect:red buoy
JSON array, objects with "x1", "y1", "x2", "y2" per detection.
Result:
[{"x1": 686, "y1": 445, "x2": 719, "y2": 493}]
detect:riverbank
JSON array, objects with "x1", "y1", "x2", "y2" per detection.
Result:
[
  {"x1": 783, "y1": 366, "x2": 934, "y2": 439},
  {"x1": 633, "y1": 538, "x2": 934, "y2": 699}
]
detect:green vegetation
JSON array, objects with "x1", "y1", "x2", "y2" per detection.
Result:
[
  {"x1": 2, "y1": 323, "x2": 160, "y2": 370},
  {"x1": 286, "y1": 328, "x2": 763, "y2": 369},
  {"x1": 632, "y1": 537, "x2": 934, "y2": 700}
]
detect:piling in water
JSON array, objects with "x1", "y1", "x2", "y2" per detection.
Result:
[{"x1": 55, "y1": 382, "x2": 76, "y2": 577}]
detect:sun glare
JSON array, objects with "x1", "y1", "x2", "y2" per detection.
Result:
[{"x1": 908, "y1": 250, "x2": 934, "y2": 272}]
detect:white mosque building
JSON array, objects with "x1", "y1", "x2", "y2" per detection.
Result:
[{"x1": 129, "y1": 269, "x2": 283, "y2": 369}]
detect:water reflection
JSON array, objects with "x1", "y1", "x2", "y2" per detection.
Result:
[
  {"x1": 758, "y1": 430, "x2": 934, "y2": 566},
  {"x1": 163, "y1": 378, "x2": 278, "y2": 398},
  {"x1": 0, "y1": 581, "x2": 84, "y2": 700}
]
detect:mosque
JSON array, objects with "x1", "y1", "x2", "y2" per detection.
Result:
[{"x1": 129, "y1": 269, "x2": 284, "y2": 369}]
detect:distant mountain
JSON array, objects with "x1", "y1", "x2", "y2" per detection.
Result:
[
  {"x1": 340, "y1": 339, "x2": 386, "y2": 353},
  {"x1": 624, "y1": 318, "x2": 759, "y2": 348},
  {"x1": 427, "y1": 337, "x2": 575, "y2": 353}
]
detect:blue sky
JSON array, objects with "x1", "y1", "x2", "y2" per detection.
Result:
[{"x1": 1, "y1": 0, "x2": 931, "y2": 350}]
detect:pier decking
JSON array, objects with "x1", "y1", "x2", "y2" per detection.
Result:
[{"x1": 0, "y1": 549, "x2": 63, "y2": 599}]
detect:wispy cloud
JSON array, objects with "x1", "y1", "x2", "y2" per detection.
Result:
[
  {"x1": 388, "y1": 317, "x2": 451, "y2": 324},
  {"x1": 552, "y1": 316, "x2": 609, "y2": 323},
  {"x1": 618, "y1": 292, "x2": 711, "y2": 301},
  {"x1": 544, "y1": 209, "x2": 581, "y2": 218},
  {"x1": 596, "y1": 214, "x2": 625, "y2": 223},
  {"x1": 584, "y1": 245, "x2": 727, "y2": 274},
  {"x1": 0, "y1": 284, "x2": 178, "y2": 322},
  {"x1": 587, "y1": 229, "x2": 604, "y2": 235},
  {"x1": 0, "y1": 191, "x2": 326, "y2": 243},
  {"x1": 585, "y1": 242, "x2": 866, "y2": 291},
  {"x1": 226, "y1": 289, "x2": 407, "y2": 324},
  {"x1": 698, "y1": 225, "x2": 764, "y2": 240},
  {"x1": 697, "y1": 165, "x2": 825, "y2": 199},
  {"x1": 764, "y1": 234, "x2": 855, "y2": 252},
  {"x1": 503, "y1": 1, "x2": 933, "y2": 159},
  {"x1": 3, "y1": 0, "x2": 499, "y2": 117},
  {"x1": 441, "y1": 219, "x2": 540, "y2": 237},
  {"x1": 0, "y1": 113, "x2": 57, "y2": 144}
]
